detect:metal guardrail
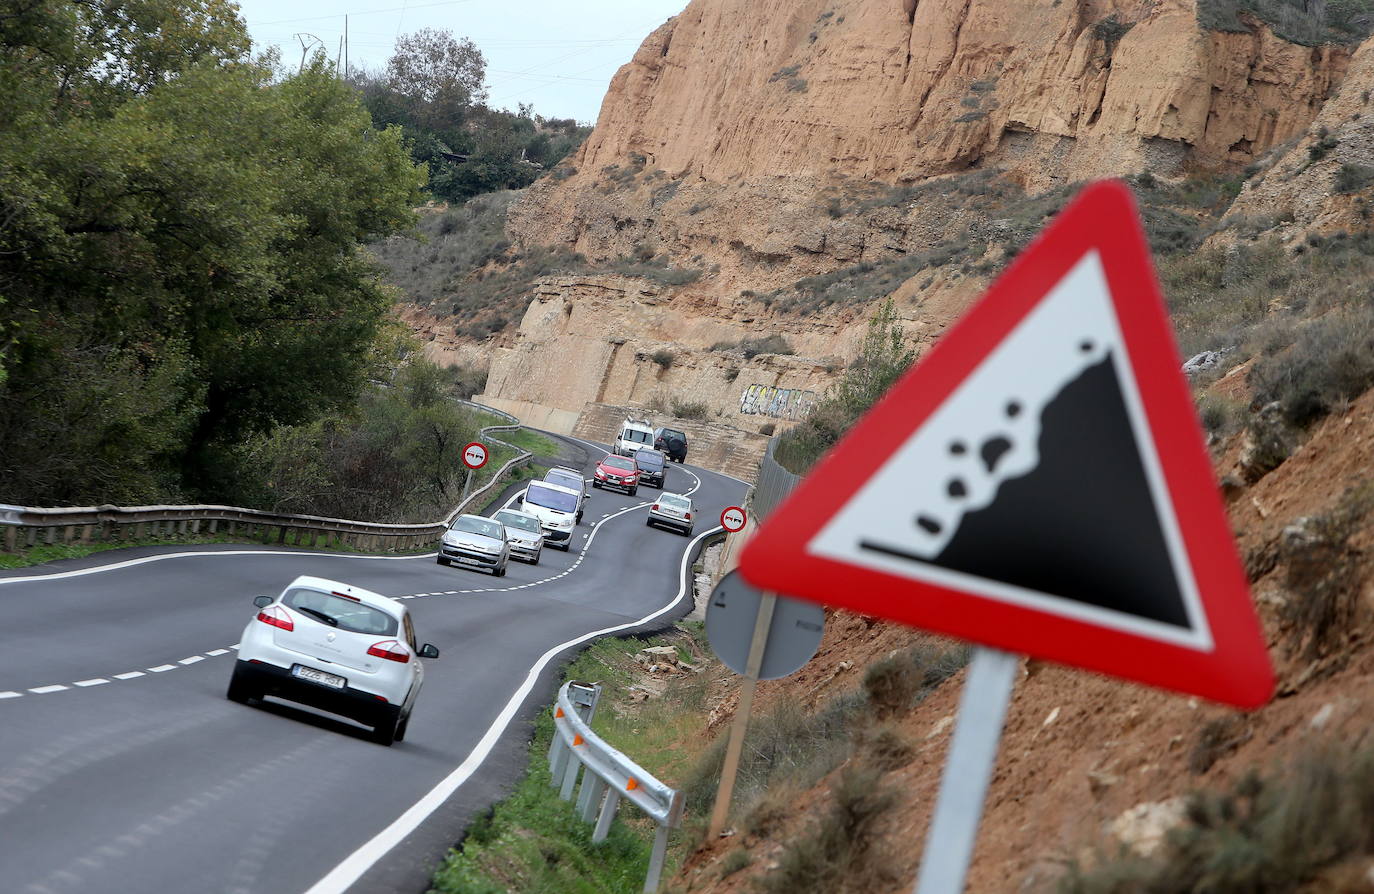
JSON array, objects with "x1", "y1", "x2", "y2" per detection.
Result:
[
  {"x1": 750, "y1": 433, "x2": 801, "y2": 521},
  {"x1": 548, "y1": 681, "x2": 685, "y2": 893},
  {"x1": 0, "y1": 400, "x2": 532, "y2": 555}
]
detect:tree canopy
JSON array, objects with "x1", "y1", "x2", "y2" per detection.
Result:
[
  {"x1": 352, "y1": 29, "x2": 592, "y2": 204},
  {"x1": 0, "y1": 0, "x2": 426, "y2": 505}
]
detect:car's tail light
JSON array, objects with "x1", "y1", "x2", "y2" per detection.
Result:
[
  {"x1": 651, "y1": 504, "x2": 660, "y2": 511},
  {"x1": 367, "y1": 640, "x2": 411, "y2": 663},
  {"x1": 256, "y1": 606, "x2": 294, "y2": 631},
  {"x1": 684, "y1": 512, "x2": 692, "y2": 520}
]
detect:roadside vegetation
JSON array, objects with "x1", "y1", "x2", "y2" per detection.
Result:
[
  {"x1": 0, "y1": 0, "x2": 425, "y2": 509},
  {"x1": 431, "y1": 601, "x2": 973, "y2": 894}
]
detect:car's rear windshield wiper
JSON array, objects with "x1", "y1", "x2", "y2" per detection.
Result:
[{"x1": 295, "y1": 606, "x2": 338, "y2": 626}]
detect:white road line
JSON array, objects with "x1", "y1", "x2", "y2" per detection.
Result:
[
  {"x1": 302, "y1": 522, "x2": 724, "y2": 894},
  {"x1": 114, "y1": 672, "x2": 145, "y2": 680},
  {"x1": 178, "y1": 656, "x2": 205, "y2": 665},
  {"x1": 73, "y1": 678, "x2": 109, "y2": 687},
  {"x1": 0, "y1": 691, "x2": 22, "y2": 699},
  {"x1": 147, "y1": 665, "x2": 176, "y2": 673},
  {"x1": 29, "y1": 684, "x2": 68, "y2": 694},
  {"x1": 206, "y1": 649, "x2": 229, "y2": 657}
]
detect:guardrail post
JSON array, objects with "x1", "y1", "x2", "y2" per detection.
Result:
[
  {"x1": 559, "y1": 754, "x2": 581, "y2": 801},
  {"x1": 592, "y1": 790, "x2": 620, "y2": 843},
  {"x1": 577, "y1": 774, "x2": 607, "y2": 822},
  {"x1": 643, "y1": 824, "x2": 670, "y2": 893}
]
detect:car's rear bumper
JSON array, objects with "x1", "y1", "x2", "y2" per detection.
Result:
[
  {"x1": 540, "y1": 527, "x2": 572, "y2": 545},
  {"x1": 648, "y1": 511, "x2": 691, "y2": 532},
  {"x1": 234, "y1": 659, "x2": 398, "y2": 725}
]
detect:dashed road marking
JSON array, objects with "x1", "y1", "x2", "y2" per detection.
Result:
[
  {"x1": 29, "y1": 684, "x2": 68, "y2": 694},
  {"x1": 148, "y1": 665, "x2": 176, "y2": 673},
  {"x1": 73, "y1": 678, "x2": 109, "y2": 687},
  {"x1": 207, "y1": 649, "x2": 229, "y2": 657},
  {"x1": 179, "y1": 656, "x2": 205, "y2": 665},
  {"x1": 0, "y1": 691, "x2": 22, "y2": 699},
  {"x1": 114, "y1": 672, "x2": 145, "y2": 680}
]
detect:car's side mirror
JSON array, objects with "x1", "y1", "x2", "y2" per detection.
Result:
[
  {"x1": 419, "y1": 644, "x2": 440, "y2": 659},
  {"x1": 253, "y1": 595, "x2": 273, "y2": 608}
]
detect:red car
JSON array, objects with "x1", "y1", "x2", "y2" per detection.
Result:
[{"x1": 592, "y1": 453, "x2": 639, "y2": 496}]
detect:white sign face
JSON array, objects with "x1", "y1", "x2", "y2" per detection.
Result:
[
  {"x1": 805, "y1": 251, "x2": 1211, "y2": 650},
  {"x1": 720, "y1": 506, "x2": 747, "y2": 533},
  {"x1": 462, "y1": 442, "x2": 489, "y2": 470}
]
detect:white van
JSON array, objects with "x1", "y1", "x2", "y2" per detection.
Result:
[
  {"x1": 614, "y1": 417, "x2": 655, "y2": 457},
  {"x1": 520, "y1": 480, "x2": 581, "y2": 551}
]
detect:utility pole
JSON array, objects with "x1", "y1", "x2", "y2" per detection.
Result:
[{"x1": 344, "y1": 15, "x2": 349, "y2": 80}]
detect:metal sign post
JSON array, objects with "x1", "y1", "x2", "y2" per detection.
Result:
[
  {"x1": 707, "y1": 590, "x2": 776, "y2": 839},
  {"x1": 913, "y1": 648, "x2": 1019, "y2": 894}
]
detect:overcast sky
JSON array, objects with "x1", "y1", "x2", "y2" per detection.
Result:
[{"x1": 232, "y1": 0, "x2": 688, "y2": 124}]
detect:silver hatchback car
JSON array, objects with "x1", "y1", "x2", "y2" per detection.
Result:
[
  {"x1": 439, "y1": 514, "x2": 510, "y2": 576},
  {"x1": 646, "y1": 492, "x2": 694, "y2": 536}
]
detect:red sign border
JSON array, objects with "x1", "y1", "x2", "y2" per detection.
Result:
[
  {"x1": 720, "y1": 506, "x2": 748, "y2": 533},
  {"x1": 461, "y1": 441, "x2": 489, "y2": 470},
  {"x1": 739, "y1": 180, "x2": 1273, "y2": 708}
]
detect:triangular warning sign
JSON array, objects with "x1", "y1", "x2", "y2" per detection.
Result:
[{"x1": 740, "y1": 180, "x2": 1273, "y2": 708}]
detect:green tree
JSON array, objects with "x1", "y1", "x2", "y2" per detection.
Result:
[{"x1": 0, "y1": 0, "x2": 425, "y2": 505}]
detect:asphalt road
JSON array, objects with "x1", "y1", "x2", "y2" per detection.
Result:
[{"x1": 0, "y1": 434, "x2": 747, "y2": 894}]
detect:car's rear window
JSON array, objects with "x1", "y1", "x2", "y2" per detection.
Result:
[
  {"x1": 658, "y1": 494, "x2": 691, "y2": 510},
  {"x1": 660, "y1": 429, "x2": 685, "y2": 441},
  {"x1": 283, "y1": 588, "x2": 398, "y2": 636},
  {"x1": 622, "y1": 428, "x2": 653, "y2": 444},
  {"x1": 636, "y1": 452, "x2": 665, "y2": 470}
]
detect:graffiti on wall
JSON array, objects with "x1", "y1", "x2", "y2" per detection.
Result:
[{"x1": 739, "y1": 384, "x2": 817, "y2": 419}]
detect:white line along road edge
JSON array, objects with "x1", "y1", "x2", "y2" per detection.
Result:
[{"x1": 303, "y1": 524, "x2": 725, "y2": 894}]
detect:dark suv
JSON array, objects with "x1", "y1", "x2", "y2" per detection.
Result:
[
  {"x1": 634, "y1": 449, "x2": 667, "y2": 488},
  {"x1": 654, "y1": 427, "x2": 688, "y2": 463}
]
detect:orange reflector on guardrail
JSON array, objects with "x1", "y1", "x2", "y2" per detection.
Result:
[
  {"x1": 626, "y1": 778, "x2": 639, "y2": 790},
  {"x1": 555, "y1": 707, "x2": 564, "y2": 718},
  {"x1": 573, "y1": 734, "x2": 584, "y2": 746}
]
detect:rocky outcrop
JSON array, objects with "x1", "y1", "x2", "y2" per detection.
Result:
[
  {"x1": 470, "y1": 0, "x2": 1354, "y2": 436},
  {"x1": 509, "y1": 0, "x2": 1348, "y2": 269},
  {"x1": 1223, "y1": 34, "x2": 1374, "y2": 236}
]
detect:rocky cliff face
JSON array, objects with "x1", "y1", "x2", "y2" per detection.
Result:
[{"x1": 473, "y1": 0, "x2": 1351, "y2": 435}]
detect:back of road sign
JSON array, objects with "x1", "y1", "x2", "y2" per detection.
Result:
[{"x1": 739, "y1": 180, "x2": 1273, "y2": 709}]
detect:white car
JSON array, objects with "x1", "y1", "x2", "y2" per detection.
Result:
[
  {"x1": 493, "y1": 508, "x2": 544, "y2": 564},
  {"x1": 439, "y1": 514, "x2": 510, "y2": 575},
  {"x1": 647, "y1": 492, "x2": 694, "y2": 536},
  {"x1": 227, "y1": 575, "x2": 439, "y2": 746},
  {"x1": 521, "y1": 480, "x2": 580, "y2": 551},
  {"x1": 614, "y1": 417, "x2": 655, "y2": 457}
]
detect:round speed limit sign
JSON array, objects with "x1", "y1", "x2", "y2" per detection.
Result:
[
  {"x1": 462, "y1": 442, "x2": 489, "y2": 470},
  {"x1": 720, "y1": 506, "x2": 747, "y2": 533}
]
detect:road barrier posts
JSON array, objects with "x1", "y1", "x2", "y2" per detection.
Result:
[{"x1": 547, "y1": 681, "x2": 685, "y2": 893}]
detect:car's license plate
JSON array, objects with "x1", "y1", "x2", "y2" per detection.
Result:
[
  {"x1": 457, "y1": 555, "x2": 483, "y2": 565},
  {"x1": 292, "y1": 664, "x2": 345, "y2": 688}
]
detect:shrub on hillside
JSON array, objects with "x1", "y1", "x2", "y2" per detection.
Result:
[
  {"x1": 669, "y1": 398, "x2": 709, "y2": 419},
  {"x1": 1248, "y1": 307, "x2": 1374, "y2": 427},
  {"x1": 1064, "y1": 745, "x2": 1374, "y2": 892},
  {"x1": 774, "y1": 300, "x2": 914, "y2": 474}
]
